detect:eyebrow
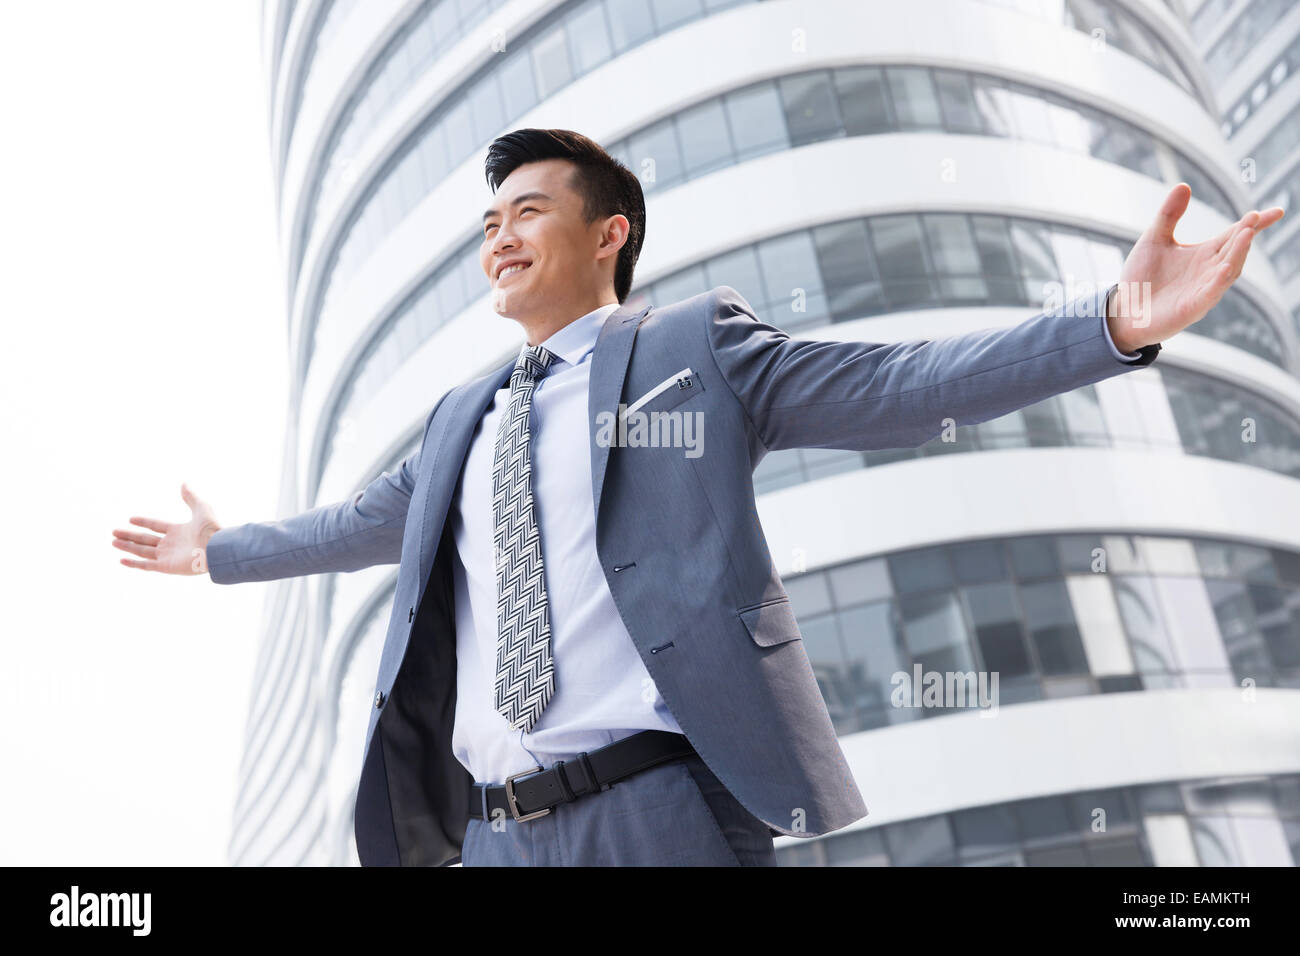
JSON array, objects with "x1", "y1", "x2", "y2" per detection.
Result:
[{"x1": 482, "y1": 191, "x2": 553, "y2": 224}]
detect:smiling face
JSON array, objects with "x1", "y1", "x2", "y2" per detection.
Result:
[{"x1": 480, "y1": 158, "x2": 626, "y2": 340}]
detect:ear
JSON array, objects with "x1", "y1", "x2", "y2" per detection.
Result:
[{"x1": 595, "y1": 213, "x2": 628, "y2": 262}]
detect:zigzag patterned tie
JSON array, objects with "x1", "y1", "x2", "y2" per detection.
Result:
[{"x1": 492, "y1": 344, "x2": 557, "y2": 732}]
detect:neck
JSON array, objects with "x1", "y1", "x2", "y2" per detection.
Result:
[{"x1": 517, "y1": 293, "x2": 619, "y2": 346}]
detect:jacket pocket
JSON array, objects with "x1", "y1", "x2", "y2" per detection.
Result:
[
  {"x1": 622, "y1": 367, "x2": 705, "y2": 421},
  {"x1": 737, "y1": 596, "x2": 803, "y2": 647}
]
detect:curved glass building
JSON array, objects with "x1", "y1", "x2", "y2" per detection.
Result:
[
  {"x1": 239, "y1": 0, "x2": 1300, "y2": 865},
  {"x1": 1189, "y1": 0, "x2": 1300, "y2": 335}
]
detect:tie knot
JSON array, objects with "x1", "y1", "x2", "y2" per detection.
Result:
[{"x1": 515, "y1": 345, "x2": 556, "y2": 383}]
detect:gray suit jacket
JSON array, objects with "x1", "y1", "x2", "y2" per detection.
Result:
[{"x1": 208, "y1": 284, "x2": 1159, "y2": 865}]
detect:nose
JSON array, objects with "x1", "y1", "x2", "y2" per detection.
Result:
[
  {"x1": 490, "y1": 219, "x2": 521, "y2": 256},
  {"x1": 488, "y1": 235, "x2": 520, "y2": 277}
]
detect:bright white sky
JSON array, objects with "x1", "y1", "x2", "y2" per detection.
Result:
[{"x1": 0, "y1": 1, "x2": 284, "y2": 864}]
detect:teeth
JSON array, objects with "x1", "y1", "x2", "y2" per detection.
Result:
[{"x1": 499, "y1": 263, "x2": 528, "y2": 279}]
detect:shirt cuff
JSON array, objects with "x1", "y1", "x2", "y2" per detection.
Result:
[{"x1": 1101, "y1": 284, "x2": 1143, "y2": 362}]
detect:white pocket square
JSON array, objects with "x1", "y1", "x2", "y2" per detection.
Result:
[{"x1": 621, "y1": 367, "x2": 695, "y2": 421}]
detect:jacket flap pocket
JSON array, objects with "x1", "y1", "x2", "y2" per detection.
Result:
[{"x1": 737, "y1": 597, "x2": 802, "y2": 647}]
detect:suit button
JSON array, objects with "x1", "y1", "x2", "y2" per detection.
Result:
[
  {"x1": 374, "y1": 691, "x2": 385, "y2": 708},
  {"x1": 408, "y1": 606, "x2": 414, "y2": 623}
]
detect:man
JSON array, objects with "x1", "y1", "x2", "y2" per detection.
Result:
[{"x1": 114, "y1": 128, "x2": 1283, "y2": 866}]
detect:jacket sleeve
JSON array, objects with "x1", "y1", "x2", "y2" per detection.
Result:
[
  {"x1": 702, "y1": 283, "x2": 1159, "y2": 454},
  {"x1": 206, "y1": 394, "x2": 447, "y2": 585}
]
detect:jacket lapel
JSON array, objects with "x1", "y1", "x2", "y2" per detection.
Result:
[
  {"x1": 588, "y1": 303, "x2": 651, "y2": 520},
  {"x1": 416, "y1": 355, "x2": 514, "y2": 586}
]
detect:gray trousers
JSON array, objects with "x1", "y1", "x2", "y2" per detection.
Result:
[{"x1": 461, "y1": 753, "x2": 777, "y2": 866}]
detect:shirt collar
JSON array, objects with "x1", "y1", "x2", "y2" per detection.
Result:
[{"x1": 520, "y1": 302, "x2": 622, "y2": 372}]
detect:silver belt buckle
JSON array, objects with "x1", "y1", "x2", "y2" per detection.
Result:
[{"x1": 504, "y1": 765, "x2": 551, "y2": 822}]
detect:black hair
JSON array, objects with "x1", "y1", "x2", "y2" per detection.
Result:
[{"x1": 484, "y1": 128, "x2": 645, "y2": 303}]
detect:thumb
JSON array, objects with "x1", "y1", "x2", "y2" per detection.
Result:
[
  {"x1": 181, "y1": 482, "x2": 198, "y2": 510},
  {"x1": 1145, "y1": 182, "x2": 1191, "y2": 243}
]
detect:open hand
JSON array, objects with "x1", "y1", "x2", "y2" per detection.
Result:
[
  {"x1": 113, "y1": 482, "x2": 221, "y2": 575},
  {"x1": 1107, "y1": 183, "x2": 1285, "y2": 352}
]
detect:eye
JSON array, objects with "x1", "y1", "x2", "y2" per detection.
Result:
[{"x1": 485, "y1": 206, "x2": 541, "y2": 237}]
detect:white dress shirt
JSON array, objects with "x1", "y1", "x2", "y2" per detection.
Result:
[
  {"x1": 448, "y1": 302, "x2": 683, "y2": 785},
  {"x1": 447, "y1": 296, "x2": 1141, "y2": 784}
]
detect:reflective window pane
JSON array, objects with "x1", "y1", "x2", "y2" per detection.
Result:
[
  {"x1": 1020, "y1": 579, "x2": 1089, "y2": 675},
  {"x1": 723, "y1": 83, "x2": 789, "y2": 160},
  {"x1": 933, "y1": 69, "x2": 982, "y2": 133},
  {"x1": 834, "y1": 66, "x2": 893, "y2": 135},
  {"x1": 779, "y1": 72, "x2": 843, "y2": 147},
  {"x1": 567, "y1": 3, "x2": 612, "y2": 75},
  {"x1": 677, "y1": 98, "x2": 734, "y2": 178},
  {"x1": 885, "y1": 67, "x2": 942, "y2": 130},
  {"x1": 813, "y1": 219, "x2": 884, "y2": 321}
]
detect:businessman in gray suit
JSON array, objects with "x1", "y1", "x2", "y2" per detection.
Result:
[{"x1": 115, "y1": 128, "x2": 1283, "y2": 866}]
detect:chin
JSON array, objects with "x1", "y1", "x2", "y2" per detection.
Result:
[
  {"x1": 490, "y1": 288, "x2": 514, "y2": 315},
  {"x1": 491, "y1": 291, "x2": 533, "y2": 322}
]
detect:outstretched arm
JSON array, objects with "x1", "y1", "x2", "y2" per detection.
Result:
[
  {"x1": 203, "y1": 393, "x2": 448, "y2": 584},
  {"x1": 113, "y1": 392, "x2": 448, "y2": 585},
  {"x1": 706, "y1": 185, "x2": 1282, "y2": 455},
  {"x1": 204, "y1": 441, "x2": 424, "y2": 585},
  {"x1": 705, "y1": 281, "x2": 1148, "y2": 453}
]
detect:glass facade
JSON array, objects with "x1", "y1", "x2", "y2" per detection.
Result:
[
  {"x1": 1241, "y1": 100, "x2": 1300, "y2": 192},
  {"x1": 1220, "y1": 32, "x2": 1300, "y2": 138},
  {"x1": 297, "y1": 0, "x2": 514, "y2": 270},
  {"x1": 777, "y1": 773, "x2": 1300, "y2": 866},
  {"x1": 1204, "y1": 0, "x2": 1297, "y2": 84},
  {"x1": 281, "y1": 0, "x2": 363, "y2": 165},
  {"x1": 781, "y1": 532, "x2": 1300, "y2": 735},
  {"x1": 604, "y1": 65, "x2": 1237, "y2": 218},
  {"x1": 1260, "y1": 150, "x2": 1300, "y2": 282},
  {"x1": 270, "y1": 0, "x2": 298, "y2": 93},
  {"x1": 1193, "y1": 0, "x2": 1300, "y2": 371},
  {"x1": 1268, "y1": 225, "x2": 1300, "y2": 284},
  {"x1": 1262, "y1": 157, "x2": 1300, "y2": 238},
  {"x1": 979, "y1": 0, "x2": 1203, "y2": 106},
  {"x1": 295, "y1": 1, "x2": 1213, "y2": 376},
  {"x1": 1190, "y1": 0, "x2": 1237, "y2": 43}
]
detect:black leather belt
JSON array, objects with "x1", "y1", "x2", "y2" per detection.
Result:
[{"x1": 469, "y1": 730, "x2": 698, "y2": 822}]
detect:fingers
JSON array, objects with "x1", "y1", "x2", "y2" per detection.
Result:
[
  {"x1": 1214, "y1": 207, "x2": 1286, "y2": 257},
  {"x1": 129, "y1": 515, "x2": 170, "y2": 534},
  {"x1": 113, "y1": 527, "x2": 161, "y2": 548},
  {"x1": 1149, "y1": 182, "x2": 1191, "y2": 242},
  {"x1": 119, "y1": 557, "x2": 160, "y2": 572},
  {"x1": 112, "y1": 536, "x2": 157, "y2": 560},
  {"x1": 1201, "y1": 259, "x2": 1235, "y2": 304},
  {"x1": 1213, "y1": 215, "x2": 1255, "y2": 257},
  {"x1": 1254, "y1": 206, "x2": 1286, "y2": 231},
  {"x1": 1223, "y1": 222, "x2": 1254, "y2": 278},
  {"x1": 1193, "y1": 222, "x2": 1253, "y2": 316}
]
